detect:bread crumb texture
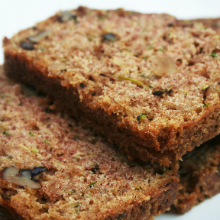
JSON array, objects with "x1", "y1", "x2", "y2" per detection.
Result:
[
  {"x1": 4, "y1": 7, "x2": 220, "y2": 165},
  {"x1": 0, "y1": 67, "x2": 177, "y2": 219}
]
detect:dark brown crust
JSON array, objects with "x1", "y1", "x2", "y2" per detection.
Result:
[
  {"x1": 4, "y1": 52, "x2": 220, "y2": 167},
  {"x1": 0, "y1": 181, "x2": 177, "y2": 220},
  {"x1": 0, "y1": 202, "x2": 24, "y2": 220},
  {"x1": 172, "y1": 136, "x2": 220, "y2": 214},
  {"x1": 173, "y1": 171, "x2": 220, "y2": 214},
  {"x1": 0, "y1": 205, "x2": 14, "y2": 220}
]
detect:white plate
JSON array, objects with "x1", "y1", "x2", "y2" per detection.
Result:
[{"x1": 0, "y1": 1, "x2": 220, "y2": 219}]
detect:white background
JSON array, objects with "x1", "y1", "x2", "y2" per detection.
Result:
[{"x1": 0, "y1": 1, "x2": 220, "y2": 219}]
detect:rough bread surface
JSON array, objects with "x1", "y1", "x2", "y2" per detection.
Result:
[
  {"x1": 0, "y1": 66, "x2": 178, "y2": 220},
  {"x1": 179, "y1": 17, "x2": 220, "y2": 33},
  {"x1": 173, "y1": 135, "x2": 220, "y2": 214},
  {"x1": 4, "y1": 7, "x2": 220, "y2": 166}
]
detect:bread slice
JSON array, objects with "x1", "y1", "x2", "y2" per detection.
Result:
[
  {"x1": 0, "y1": 66, "x2": 178, "y2": 220},
  {"x1": 4, "y1": 7, "x2": 220, "y2": 167},
  {"x1": 173, "y1": 135, "x2": 220, "y2": 214}
]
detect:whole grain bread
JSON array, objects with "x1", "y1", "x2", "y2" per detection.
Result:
[
  {"x1": 4, "y1": 7, "x2": 220, "y2": 167},
  {"x1": 0, "y1": 66, "x2": 178, "y2": 220}
]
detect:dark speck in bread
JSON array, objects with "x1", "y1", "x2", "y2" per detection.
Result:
[
  {"x1": 30, "y1": 167, "x2": 47, "y2": 176},
  {"x1": 176, "y1": 58, "x2": 182, "y2": 66},
  {"x1": 102, "y1": 33, "x2": 118, "y2": 42},
  {"x1": 80, "y1": 83, "x2": 86, "y2": 88},
  {"x1": 20, "y1": 41, "x2": 34, "y2": 50},
  {"x1": 153, "y1": 90, "x2": 164, "y2": 96},
  {"x1": 58, "y1": 11, "x2": 78, "y2": 23},
  {"x1": 166, "y1": 89, "x2": 173, "y2": 95},
  {"x1": 90, "y1": 164, "x2": 100, "y2": 174}
]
